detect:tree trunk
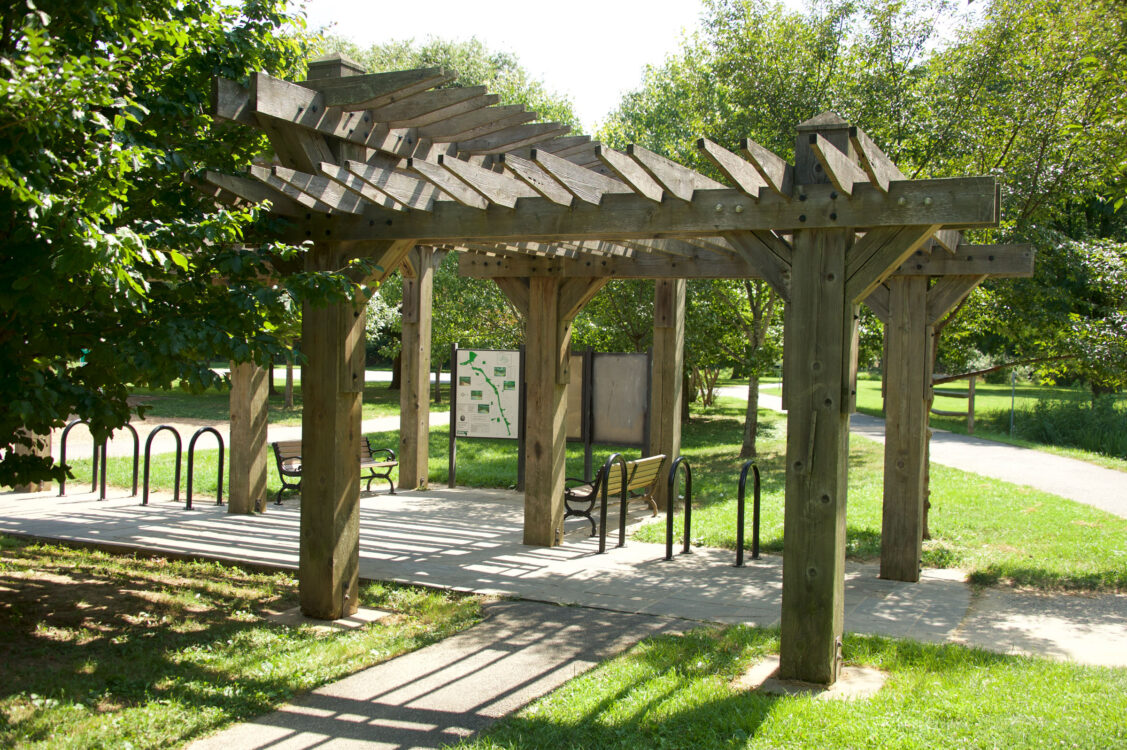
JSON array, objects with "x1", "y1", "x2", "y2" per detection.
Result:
[
  {"x1": 740, "y1": 373, "x2": 760, "y2": 458},
  {"x1": 389, "y1": 351, "x2": 401, "y2": 390},
  {"x1": 681, "y1": 371, "x2": 692, "y2": 422},
  {"x1": 268, "y1": 361, "x2": 280, "y2": 396},
  {"x1": 284, "y1": 359, "x2": 294, "y2": 409}
]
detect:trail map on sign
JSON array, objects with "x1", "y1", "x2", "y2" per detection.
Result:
[{"x1": 454, "y1": 349, "x2": 520, "y2": 439}]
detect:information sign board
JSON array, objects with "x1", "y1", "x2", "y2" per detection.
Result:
[{"x1": 453, "y1": 349, "x2": 521, "y2": 439}]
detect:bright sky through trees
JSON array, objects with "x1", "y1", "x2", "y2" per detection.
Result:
[{"x1": 301, "y1": 0, "x2": 706, "y2": 132}]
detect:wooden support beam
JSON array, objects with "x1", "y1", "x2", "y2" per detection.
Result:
[
  {"x1": 864, "y1": 283, "x2": 891, "y2": 324},
  {"x1": 627, "y1": 143, "x2": 726, "y2": 201},
  {"x1": 499, "y1": 153, "x2": 573, "y2": 206},
  {"x1": 780, "y1": 225, "x2": 852, "y2": 686},
  {"x1": 927, "y1": 275, "x2": 988, "y2": 327},
  {"x1": 211, "y1": 78, "x2": 256, "y2": 126},
  {"x1": 457, "y1": 249, "x2": 762, "y2": 280},
  {"x1": 846, "y1": 225, "x2": 940, "y2": 303},
  {"x1": 437, "y1": 154, "x2": 538, "y2": 208},
  {"x1": 367, "y1": 86, "x2": 494, "y2": 128},
  {"x1": 849, "y1": 126, "x2": 906, "y2": 193},
  {"x1": 698, "y1": 138, "x2": 768, "y2": 199},
  {"x1": 407, "y1": 158, "x2": 489, "y2": 209},
  {"x1": 724, "y1": 231, "x2": 792, "y2": 300},
  {"x1": 741, "y1": 138, "x2": 794, "y2": 197},
  {"x1": 596, "y1": 145, "x2": 665, "y2": 203},
  {"x1": 400, "y1": 246, "x2": 438, "y2": 490},
  {"x1": 420, "y1": 105, "x2": 533, "y2": 140},
  {"x1": 524, "y1": 277, "x2": 569, "y2": 546},
  {"x1": 494, "y1": 277, "x2": 530, "y2": 317},
  {"x1": 249, "y1": 165, "x2": 360, "y2": 215},
  {"x1": 531, "y1": 149, "x2": 631, "y2": 205},
  {"x1": 301, "y1": 67, "x2": 454, "y2": 110},
  {"x1": 649, "y1": 279, "x2": 686, "y2": 512},
  {"x1": 778, "y1": 115, "x2": 861, "y2": 687},
  {"x1": 300, "y1": 244, "x2": 363, "y2": 619},
  {"x1": 269, "y1": 165, "x2": 372, "y2": 214},
  {"x1": 880, "y1": 276, "x2": 930, "y2": 582},
  {"x1": 319, "y1": 162, "x2": 406, "y2": 211},
  {"x1": 299, "y1": 239, "x2": 413, "y2": 620},
  {"x1": 345, "y1": 160, "x2": 441, "y2": 212},
  {"x1": 559, "y1": 277, "x2": 608, "y2": 320},
  {"x1": 896, "y1": 244, "x2": 1034, "y2": 277},
  {"x1": 457, "y1": 122, "x2": 570, "y2": 154},
  {"x1": 246, "y1": 72, "x2": 421, "y2": 160},
  {"x1": 932, "y1": 229, "x2": 961, "y2": 255},
  {"x1": 204, "y1": 171, "x2": 305, "y2": 216},
  {"x1": 228, "y1": 362, "x2": 269, "y2": 514},
  {"x1": 280, "y1": 177, "x2": 999, "y2": 244},
  {"x1": 810, "y1": 134, "x2": 872, "y2": 196}
]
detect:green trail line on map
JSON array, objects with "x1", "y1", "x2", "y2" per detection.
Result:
[{"x1": 460, "y1": 352, "x2": 514, "y2": 437}]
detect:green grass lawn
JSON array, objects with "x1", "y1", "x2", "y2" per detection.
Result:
[
  {"x1": 131, "y1": 379, "x2": 449, "y2": 426},
  {"x1": 0, "y1": 536, "x2": 481, "y2": 749},
  {"x1": 853, "y1": 375, "x2": 1127, "y2": 471},
  {"x1": 459, "y1": 625, "x2": 1127, "y2": 749}
]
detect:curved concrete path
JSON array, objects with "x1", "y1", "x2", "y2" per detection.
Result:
[{"x1": 719, "y1": 385, "x2": 1126, "y2": 519}]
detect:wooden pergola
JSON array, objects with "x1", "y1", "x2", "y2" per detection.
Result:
[{"x1": 207, "y1": 53, "x2": 1025, "y2": 685}]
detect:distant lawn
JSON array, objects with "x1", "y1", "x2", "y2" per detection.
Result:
[
  {"x1": 853, "y1": 376, "x2": 1127, "y2": 471},
  {"x1": 131, "y1": 379, "x2": 448, "y2": 426},
  {"x1": 73, "y1": 396, "x2": 1127, "y2": 592},
  {"x1": 0, "y1": 536, "x2": 480, "y2": 749},
  {"x1": 462, "y1": 625, "x2": 1127, "y2": 749}
]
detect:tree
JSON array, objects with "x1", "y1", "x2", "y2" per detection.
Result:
[{"x1": 0, "y1": 0, "x2": 361, "y2": 487}]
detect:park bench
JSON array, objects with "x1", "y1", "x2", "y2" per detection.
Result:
[
  {"x1": 271, "y1": 437, "x2": 397, "y2": 505},
  {"x1": 564, "y1": 454, "x2": 667, "y2": 536}
]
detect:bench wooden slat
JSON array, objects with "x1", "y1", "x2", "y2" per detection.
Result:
[{"x1": 565, "y1": 454, "x2": 667, "y2": 535}]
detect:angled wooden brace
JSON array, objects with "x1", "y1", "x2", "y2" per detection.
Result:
[
  {"x1": 846, "y1": 225, "x2": 941, "y2": 303},
  {"x1": 926, "y1": 275, "x2": 988, "y2": 326},
  {"x1": 723, "y1": 230, "x2": 793, "y2": 300}
]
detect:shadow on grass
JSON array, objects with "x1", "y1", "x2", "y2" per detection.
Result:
[{"x1": 0, "y1": 539, "x2": 474, "y2": 747}]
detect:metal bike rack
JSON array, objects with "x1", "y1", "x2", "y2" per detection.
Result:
[
  {"x1": 185, "y1": 427, "x2": 225, "y2": 510},
  {"x1": 735, "y1": 459, "x2": 761, "y2": 567},
  {"x1": 58, "y1": 420, "x2": 98, "y2": 497},
  {"x1": 142, "y1": 425, "x2": 182, "y2": 506},
  {"x1": 57, "y1": 421, "x2": 139, "y2": 499},
  {"x1": 664, "y1": 456, "x2": 693, "y2": 561},
  {"x1": 596, "y1": 453, "x2": 630, "y2": 554}
]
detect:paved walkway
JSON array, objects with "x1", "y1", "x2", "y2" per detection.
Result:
[
  {"x1": 720, "y1": 385, "x2": 1127, "y2": 519},
  {"x1": 3, "y1": 485, "x2": 1125, "y2": 748}
]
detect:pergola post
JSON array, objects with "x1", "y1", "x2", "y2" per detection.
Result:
[
  {"x1": 649, "y1": 278, "x2": 686, "y2": 511},
  {"x1": 299, "y1": 243, "x2": 367, "y2": 619},
  {"x1": 524, "y1": 277, "x2": 570, "y2": 546},
  {"x1": 514, "y1": 275, "x2": 605, "y2": 546},
  {"x1": 879, "y1": 271, "x2": 989, "y2": 580},
  {"x1": 399, "y1": 246, "x2": 436, "y2": 490},
  {"x1": 880, "y1": 276, "x2": 930, "y2": 581},
  {"x1": 228, "y1": 362, "x2": 269, "y2": 513},
  {"x1": 779, "y1": 118, "x2": 858, "y2": 685}
]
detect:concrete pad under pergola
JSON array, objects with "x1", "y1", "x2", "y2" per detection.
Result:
[{"x1": 203, "y1": 53, "x2": 1011, "y2": 685}]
